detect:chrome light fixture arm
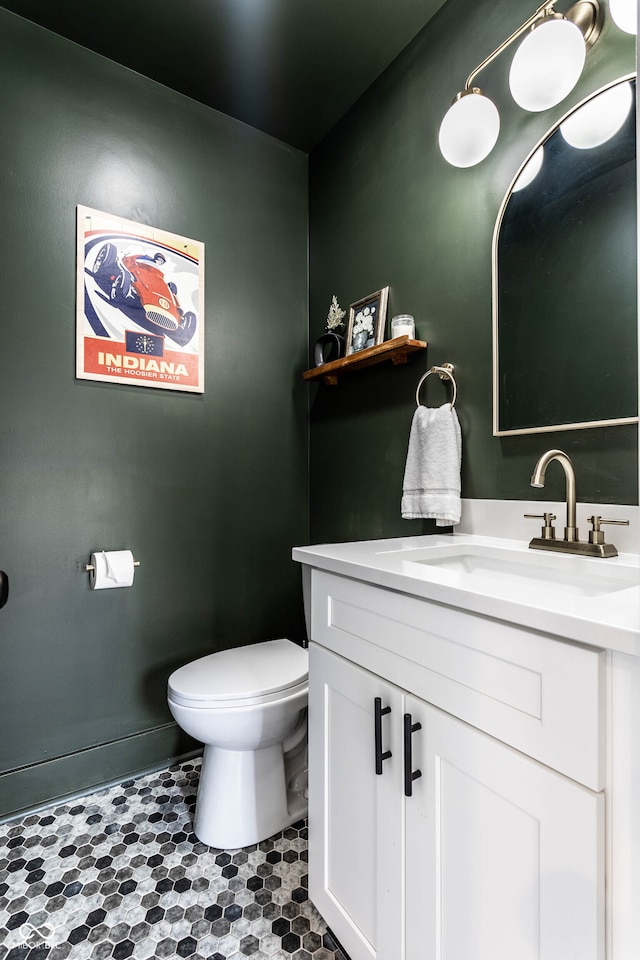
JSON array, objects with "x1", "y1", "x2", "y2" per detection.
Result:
[{"x1": 464, "y1": 1, "x2": 556, "y2": 93}]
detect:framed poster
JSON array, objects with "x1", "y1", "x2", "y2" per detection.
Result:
[{"x1": 77, "y1": 206, "x2": 205, "y2": 393}]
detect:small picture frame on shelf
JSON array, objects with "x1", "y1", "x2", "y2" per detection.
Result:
[{"x1": 345, "y1": 286, "x2": 389, "y2": 356}]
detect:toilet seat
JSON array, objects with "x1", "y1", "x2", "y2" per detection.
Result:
[{"x1": 167, "y1": 638, "x2": 308, "y2": 709}]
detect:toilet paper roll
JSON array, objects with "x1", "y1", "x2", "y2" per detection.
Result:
[{"x1": 90, "y1": 550, "x2": 135, "y2": 590}]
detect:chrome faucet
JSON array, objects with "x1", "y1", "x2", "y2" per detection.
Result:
[
  {"x1": 526, "y1": 449, "x2": 629, "y2": 558},
  {"x1": 530, "y1": 449, "x2": 578, "y2": 542}
]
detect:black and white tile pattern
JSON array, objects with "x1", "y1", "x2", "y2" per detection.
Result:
[{"x1": 0, "y1": 760, "x2": 349, "y2": 960}]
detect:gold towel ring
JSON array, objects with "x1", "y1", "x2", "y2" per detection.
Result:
[{"x1": 415, "y1": 363, "x2": 457, "y2": 408}]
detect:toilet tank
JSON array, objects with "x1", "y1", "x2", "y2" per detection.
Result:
[{"x1": 300, "y1": 563, "x2": 311, "y2": 644}]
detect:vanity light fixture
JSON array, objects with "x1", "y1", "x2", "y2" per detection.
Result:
[{"x1": 438, "y1": 0, "x2": 604, "y2": 168}]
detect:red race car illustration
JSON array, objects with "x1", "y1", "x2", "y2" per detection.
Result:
[{"x1": 92, "y1": 243, "x2": 195, "y2": 333}]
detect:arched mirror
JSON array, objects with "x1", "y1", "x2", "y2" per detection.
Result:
[{"x1": 493, "y1": 76, "x2": 638, "y2": 436}]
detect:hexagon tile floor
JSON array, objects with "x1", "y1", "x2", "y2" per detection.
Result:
[{"x1": 0, "y1": 759, "x2": 350, "y2": 960}]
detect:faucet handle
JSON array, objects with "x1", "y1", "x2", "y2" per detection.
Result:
[
  {"x1": 587, "y1": 515, "x2": 630, "y2": 545},
  {"x1": 524, "y1": 512, "x2": 557, "y2": 540}
]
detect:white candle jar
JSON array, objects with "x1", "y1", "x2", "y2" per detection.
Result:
[{"x1": 390, "y1": 314, "x2": 415, "y2": 340}]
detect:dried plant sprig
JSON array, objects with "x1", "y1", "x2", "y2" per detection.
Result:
[{"x1": 326, "y1": 295, "x2": 346, "y2": 331}]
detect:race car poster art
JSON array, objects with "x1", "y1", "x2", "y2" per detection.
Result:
[{"x1": 77, "y1": 205, "x2": 205, "y2": 393}]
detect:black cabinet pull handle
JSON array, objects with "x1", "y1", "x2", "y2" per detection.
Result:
[
  {"x1": 374, "y1": 697, "x2": 392, "y2": 775},
  {"x1": 403, "y1": 713, "x2": 422, "y2": 797},
  {"x1": 0, "y1": 571, "x2": 7, "y2": 610}
]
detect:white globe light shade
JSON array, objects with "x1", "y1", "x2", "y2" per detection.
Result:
[
  {"x1": 509, "y1": 17, "x2": 586, "y2": 112},
  {"x1": 561, "y1": 81, "x2": 633, "y2": 149},
  {"x1": 438, "y1": 92, "x2": 500, "y2": 168},
  {"x1": 512, "y1": 146, "x2": 544, "y2": 191},
  {"x1": 609, "y1": 0, "x2": 637, "y2": 34}
]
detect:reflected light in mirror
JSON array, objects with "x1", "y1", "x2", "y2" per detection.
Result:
[
  {"x1": 512, "y1": 146, "x2": 544, "y2": 191},
  {"x1": 609, "y1": 0, "x2": 637, "y2": 34},
  {"x1": 509, "y1": 16, "x2": 586, "y2": 111},
  {"x1": 561, "y1": 81, "x2": 633, "y2": 149}
]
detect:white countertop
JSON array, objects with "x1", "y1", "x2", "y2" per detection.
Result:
[{"x1": 293, "y1": 533, "x2": 640, "y2": 656}]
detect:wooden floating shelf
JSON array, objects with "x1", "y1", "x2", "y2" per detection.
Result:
[{"x1": 303, "y1": 336, "x2": 427, "y2": 386}]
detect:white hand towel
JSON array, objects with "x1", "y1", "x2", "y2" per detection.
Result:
[{"x1": 401, "y1": 403, "x2": 462, "y2": 526}]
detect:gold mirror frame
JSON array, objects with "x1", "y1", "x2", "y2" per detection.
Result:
[{"x1": 492, "y1": 73, "x2": 638, "y2": 437}]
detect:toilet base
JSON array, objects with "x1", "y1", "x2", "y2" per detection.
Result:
[{"x1": 194, "y1": 740, "x2": 308, "y2": 849}]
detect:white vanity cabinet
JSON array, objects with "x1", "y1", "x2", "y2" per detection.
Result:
[
  {"x1": 307, "y1": 568, "x2": 607, "y2": 960},
  {"x1": 309, "y1": 643, "x2": 405, "y2": 960},
  {"x1": 404, "y1": 698, "x2": 603, "y2": 960}
]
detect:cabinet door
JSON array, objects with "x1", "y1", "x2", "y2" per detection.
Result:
[
  {"x1": 309, "y1": 643, "x2": 405, "y2": 960},
  {"x1": 405, "y1": 698, "x2": 605, "y2": 960}
]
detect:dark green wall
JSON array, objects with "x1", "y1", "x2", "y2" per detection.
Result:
[
  {"x1": 0, "y1": 11, "x2": 309, "y2": 817},
  {"x1": 1, "y1": 0, "x2": 637, "y2": 820},
  {"x1": 308, "y1": 0, "x2": 638, "y2": 545}
]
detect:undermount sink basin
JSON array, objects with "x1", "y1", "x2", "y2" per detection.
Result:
[{"x1": 396, "y1": 543, "x2": 640, "y2": 599}]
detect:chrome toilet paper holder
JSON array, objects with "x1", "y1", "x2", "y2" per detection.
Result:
[{"x1": 85, "y1": 558, "x2": 141, "y2": 572}]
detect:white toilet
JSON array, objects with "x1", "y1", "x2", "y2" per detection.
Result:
[{"x1": 167, "y1": 637, "x2": 308, "y2": 849}]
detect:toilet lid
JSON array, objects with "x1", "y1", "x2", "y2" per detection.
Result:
[{"x1": 167, "y1": 638, "x2": 308, "y2": 706}]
